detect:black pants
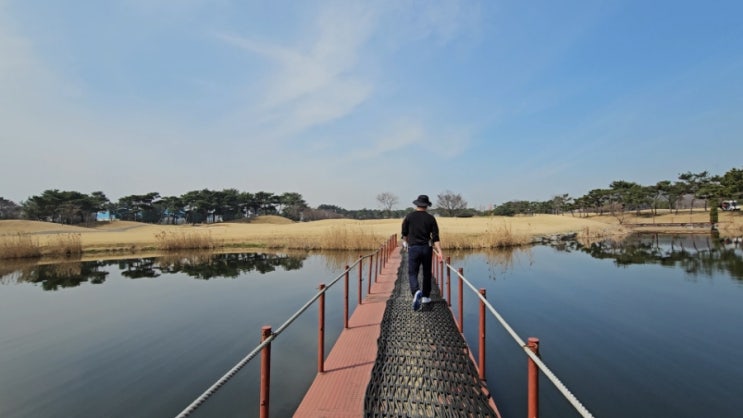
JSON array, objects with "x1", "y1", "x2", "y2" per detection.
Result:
[{"x1": 408, "y1": 245, "x2": 432, "y2": 297}]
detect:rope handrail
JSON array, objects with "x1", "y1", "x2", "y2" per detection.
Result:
[
  {"x1": 443, "y1": 260, "x2": 595, "y2": 418},
  {"x1": 175, "y1": 242, "x2": 387, "y2": 418}
]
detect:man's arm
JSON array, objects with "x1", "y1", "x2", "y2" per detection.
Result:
[
  {"x1": 433, "y1": 240, "x2": 443, "y2": 261},
  {"x1": 432, "y1": 218, "x2": 443, "y2": 261}
]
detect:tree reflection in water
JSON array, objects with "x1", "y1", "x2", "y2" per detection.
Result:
[
  {"x1": 9, "y1": 261, "x2": 109, "y2": 291},
  {"x1": 5, "y1": 235, "x2": 742, "y2": 290},
  {"x1": 565, "y1": 233, "x2": 743, "y2": 279},
  {"x1": 450, "y1": 246, "x2": 534, "y2": 281},
  {"x1": 152, "y1": 252, "x2": 306, "y2": 279},
  {"x1": 1, "y1": 252, "x2": 308, "y2": 290}
]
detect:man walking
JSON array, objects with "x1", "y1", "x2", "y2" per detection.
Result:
[{"x1": 401, "y1": 194, "x2": 444, "y2": 311}]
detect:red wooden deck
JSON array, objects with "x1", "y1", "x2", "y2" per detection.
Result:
[{"x1": 293, "y1": 251, "x2": 401, "y2": 417}]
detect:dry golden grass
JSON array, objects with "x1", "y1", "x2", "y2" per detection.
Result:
[
  {"x1": 436, "y1": 214, "x2": 629, "y2": 249},
  {"x1": 587, "y1": 209, "x2": 738, "y2": 225},
  {"x1": 0, "y1": 233, "x2": 42, "y2": 259},
  {"x1": 0, "y1": 232, "x2": 81, "y2": 260},
  {"x1": 1, "y1": 211, "x2": 740, "y2": 261},
  {"x1": 246, "y1": 215, "x2": 295, "y2": 225},
  {"x1": 154, "y1": 230, "x2": 218, "y2": 251},
  {"x1": 46, "y1": 233, "x2": 83, "y2": 258}
]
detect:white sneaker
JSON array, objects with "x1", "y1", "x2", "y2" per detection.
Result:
[
  {"x1": 421, "y1": 297, "x2": 431, "y2": 304},
  {"x1": 412, "y1": 290, "x2": 422, "y2": 311}
]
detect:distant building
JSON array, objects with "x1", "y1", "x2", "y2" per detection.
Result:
[{"x1": 96, "y1": 211, "x2": 114, "y2": 221}]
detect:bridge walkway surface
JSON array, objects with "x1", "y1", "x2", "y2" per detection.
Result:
[{"x1": 294, "y1": 249, "x2": 498, "y2": 417}]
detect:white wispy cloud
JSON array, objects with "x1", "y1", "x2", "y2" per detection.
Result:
[
  {"x1": 217, "y1": 2, "x2": 379, "y2": 142},
  {"x1": 0, "y1": 0, "x2": 483, "y2": 207},
  {"x1": 345, "y1": 120, "x2": 425, "y2": 161}
]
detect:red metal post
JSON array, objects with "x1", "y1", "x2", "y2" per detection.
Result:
[
  {"x1": 318, "y1": 285, "x2": 325, "y2": 373},
  {"x1": 479, "y1": 288, "x2": 487, "y2": 381},
  {"x1": 358, "y1": 255, "x2": 363, "y2": 305},
  {"x1": 260, "y1": 325, "x2": 272, "y2": 418},
  {"x1": 376, "y1": 248, "x2": 380, "y2": 281},
  {"x1": 366, "y1": 254, "x2": 374, "y2": 297},
  {"x1": 438, "y1": 260, "x2": 441, "y2": 290},
  {"x1": 527, "y1": 337, "x2": 540, "y2": 418},
  {"x1": 439, "y1": 258, "x2": 444, "y2": 290},
  {"x1": 446, "y1": 257, "x2": 452, "y2": 306},
  {"x1": 344, "y1": 267, "x2": 350, "y2": 329},
  {"x1": 381, "y1": 244, "x2": 385, "y2": 268},
  {"x1": 458, "y1": 267, "x2": 464, "y2": 333}
]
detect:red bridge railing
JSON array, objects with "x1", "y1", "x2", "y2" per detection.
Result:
[
  {"x1": 433, "y1": 251, "x2": 595, "y2": 418},
  {"x1": 175, "y1": 235, "x2": 398, "y2": 418}
]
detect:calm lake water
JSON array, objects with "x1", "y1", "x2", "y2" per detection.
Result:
[{"x1": 1, "y1": 234, "x2": 742, "y2": 418}]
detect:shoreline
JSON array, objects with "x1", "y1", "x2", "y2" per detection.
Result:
[{"x1": 1, "y1": 212, "x2": 740, "y2": 262}]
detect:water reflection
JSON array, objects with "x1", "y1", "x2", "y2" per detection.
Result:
[
  {"x1": 318, "y1": 251, "x2": 371, "y2": 272},
  {"x1": 0, "y1": 252, "x2": 309, "y2": 290},
  {"x1": 450, "y1": 246, "x2": 534, "y2": 281},
  {"x1": 565, "y1": 233, "x2": 743, "y2": 279},
  {"x1": 8, "y1": 261, "x2": 110, "y2": 291}
]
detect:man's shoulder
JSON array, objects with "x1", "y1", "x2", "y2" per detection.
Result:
[{"x1": 407, "y1": 211, "x2": 436, "y2": 222}]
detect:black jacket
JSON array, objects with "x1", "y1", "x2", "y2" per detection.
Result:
[{"x1": 401, "y1": 211, "x2": 440, "y2": 246}]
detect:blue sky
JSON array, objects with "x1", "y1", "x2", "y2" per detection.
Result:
[{"x1": 1, "y1": 0, "x2": 741, "y2": 210}]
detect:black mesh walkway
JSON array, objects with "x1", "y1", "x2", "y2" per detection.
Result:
[{"x1": 364, "y1": 251, "x2": 498, "y2": 417}]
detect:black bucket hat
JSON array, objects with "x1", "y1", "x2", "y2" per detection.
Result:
[{"x1": 413, "y1": 195, "x2": 432, "y2": 207}]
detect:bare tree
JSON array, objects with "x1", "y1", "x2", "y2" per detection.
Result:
[
  {"x1": 436, "y1": 190, "x2": 467, "y2": 216},
  {"x1": 376, "y1": 192, "x2": 399, "y2": 218}
]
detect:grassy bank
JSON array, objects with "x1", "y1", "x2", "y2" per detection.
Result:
[{"x1": 1, "y1": 211, "x2": 740, "y2": 261}]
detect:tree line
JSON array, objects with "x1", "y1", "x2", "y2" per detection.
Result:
[
  {"x1": 2, "y1": 189, "x2": 311, "y2": 225},
  {"x1": 1, "y1": 167, "x2": 741, "y2": 224},
  {"x1": 492, "y1": 169, "x2": 743, "y2": 218}
]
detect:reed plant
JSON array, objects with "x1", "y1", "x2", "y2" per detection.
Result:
[
  {"x1": 154, "y1": 230, "x2": 217, "y2": 251},
  {"x1": 268, "y1": 224, "x2": 384, "y2": 250},
  {"x1": 46, "y1": 233, "x2": 83, "y2": 258},
  {"x1": 0, "y1": 233, "x2": 42, "y2": 259},
  {"x1": 320, "y1": 224, "x2": 383, "y2": 250},
  {"x1": 444, "y1": 221, "x2": 531, "y2": 249},
  {"x1": 717, "y1": 218, "x2": 743, "y2": 237}
]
